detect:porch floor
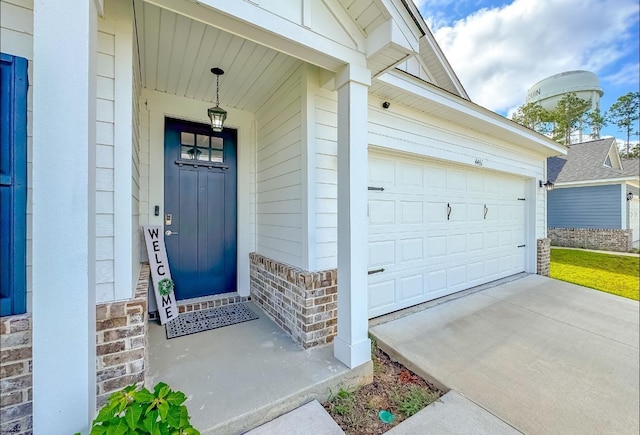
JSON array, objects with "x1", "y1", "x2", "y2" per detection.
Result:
[{"x1": 146, "y1": 302, "x2": 372, "y2": 434}]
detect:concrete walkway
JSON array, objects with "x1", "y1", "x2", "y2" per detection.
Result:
[{"x1": 370, "y1": 274, "x2": 640, "y2": 435}]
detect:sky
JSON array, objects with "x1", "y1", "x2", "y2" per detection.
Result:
[{"x1": 411, "y1": 0, "x2": 639, "y2": 142}]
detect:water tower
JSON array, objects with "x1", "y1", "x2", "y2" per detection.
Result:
[
  {"x1": 526, "y1": 70, "x2": 603, "y2": 111},
  {"x1": 525, "y1": 70, "x2": 603, "y2": 142}
]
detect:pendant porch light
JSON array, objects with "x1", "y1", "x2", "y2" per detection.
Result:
[{"x1": 208, "y1": 67, "x2": 227, "y2": 132}]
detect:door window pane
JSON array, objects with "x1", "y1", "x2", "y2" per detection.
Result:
[
  {"x1": 179, "y1": 131, "x2": 224, "y2": 163},
  {"x1": 211, "y1": 149, "x2": 223, "y2": 163},
  {"x1": 196, "y1": 134, "x2": 209, "y2": 147},
  {"x1": 180, "y1": 132, "x2": 194, "y2": 146},
  {"x1": 196, "y1": 147, "x2": 209, "y2": 161}
]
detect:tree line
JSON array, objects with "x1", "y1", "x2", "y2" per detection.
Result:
[{"x1": 511, "y1": 91, "x2": 639, "y2": 157}]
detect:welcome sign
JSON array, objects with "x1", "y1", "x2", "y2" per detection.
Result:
[{"x1": 143, "y1": 226, "x2": 179, "y2": 325}]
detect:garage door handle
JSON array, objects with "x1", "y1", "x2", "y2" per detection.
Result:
[
  {"x1": 447, "y1": 203, "x2": 452, "y2": 220},
  {"x1": 484, "y1": 204, "x2": 488, "y2": 220},
  {"x1": 368, "y1": 268, "x2": 385, "y2": 275}
]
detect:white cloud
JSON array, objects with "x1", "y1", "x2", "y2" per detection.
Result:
[
  {"x1": 425, "y1": 0, "x2": 638, "y2": 114},
  {"x1": 603, "y1": 62, "x2": 640, "y2": 87}
]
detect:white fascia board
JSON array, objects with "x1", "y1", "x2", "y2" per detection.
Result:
[
  {"x1": 147, "y1": 0, "x2": 366, "y2": 71},
  {"x1": 378, "y1": 71, "x2": 568, "y2": 157},
  {"x1": 553, "y1": 177, "x2": 637, "y2": 188},
  {"x1": 391, "y1": 0, "x2": 468, "y2": 98}
]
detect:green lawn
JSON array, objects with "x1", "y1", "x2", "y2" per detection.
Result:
[{"x1": 550, "y1": 248, "x2": 640, "y2": 301}]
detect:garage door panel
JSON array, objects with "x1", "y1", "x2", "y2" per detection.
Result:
[
  {"x1": 468, "y1": 260, "x2": 484, "y2": 281},
  {"x1": 448, "y1": 202, "x2": 467, "y2": 222},
  {"x1": 467, "y1": 172, "x2": 484, "y2": 194},
  {"x1": 427, "y1": 236, "x2": 447, "y2": 259},
  {"x1": 447, "y1": 169, "x2": 467, "y2": 192},
  {"x1": 369, "y1": 159, "x2": 395, "y2": 187},
  {"x1": 369, "y1": 240, "x2": 395, "y2": 267},
  {"x1": 447, "y1": 265, "x2": 467, "y2": 287},
  {"x1": 400, "y1": 201, "x2": 423, "y2": 224},
  {"x1": 426, "y1": 270, "x2": 447, "y2": 293},
  {"x1": 484, "y1": 202, "x2": 499, "y2": 222},
  {"x1": 369, "y1": 280, "x2": 395, "y2": 310},
  {"x1": 468, "y1": 202, "x2": 486, "y2": 223},
  {"x1": 468, "y1": 232, "x2": 484, "y2": 252},
  {"x1": 369, "y1": 200, "x2": 395, "y2": 225},
  {"x1": 400, "y1": 274, "x2": 424, "y2": 300},
  {"x1": 399, "y1": 238, "x2": 423, "y2": 263},
  {"x1": 399, "y1": 163, "x2": 424, "y2": 189},
  {"x1": 426, "y1": 167, "x2": 447, "y2": 190},
  {"x1": 426, "y1": 201, "x2": 447, "y2": 222},
  {"x1": 447, "y1": 233, "x2": 466, "y2": 255},
  {"x1": 499, "y1": 255, "x2": 514, "y2": 273},
  {"x1": 499, "y1": 230, "x2": 513, "y2": 247},
  {"x1": 368, "y1": 151, "x2": 528, "y2": 318}
]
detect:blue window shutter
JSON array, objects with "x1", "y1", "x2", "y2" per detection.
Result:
[{"x1": 1, "y1": 53, "x2": 28, "y2": 316}]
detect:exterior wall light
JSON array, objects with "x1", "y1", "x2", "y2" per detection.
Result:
[
  {"x1": 207, "y1": 67, "x2": 227, "y2": 132},
  {"x1": 627, "y1": 192, "x2": 634, "y2": 201},
  {"x1": 539, "y1": 180, "x2": 554, "y2": 191}
]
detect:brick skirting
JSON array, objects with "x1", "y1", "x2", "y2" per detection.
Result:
[
  {"x1": 548, "y1": 228, "x2": 632, "y2": 252},
  {"x1": 249, "y1": 253, "x2": 337, "y2": 349},
  {"x1": 0, "y1": 314, "x2": 32, "y2": 434},
  {"x1": 537, "y1": 238, "x2": 551, "y2": 276},
  {"x1": 0, "y1": 265, "x2": 151, "y2": 431}
]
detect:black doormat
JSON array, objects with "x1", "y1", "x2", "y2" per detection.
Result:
[{"x1": 165, "y1": 303, "x2": 258, "y2": 339}]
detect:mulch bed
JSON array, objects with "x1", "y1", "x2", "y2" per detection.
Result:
[{"x1": 324, "y1": 343, "x2": 443, "y2": 434}]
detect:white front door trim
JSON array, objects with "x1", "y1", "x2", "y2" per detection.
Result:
[{"x1": 143, "y1": 90, "x2": 255, "y2": 296}]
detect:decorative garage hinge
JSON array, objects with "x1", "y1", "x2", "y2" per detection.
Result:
[
  {"x1": 518, "y1": 244, "x2": 526, "y2": 248},
  {"x1": 368, "y1": 268, "x2": 385, "y2": 275},
  {"x1": 368, "y1": 186, "x2": 385, "y2": 191},
  {"x1": 517, "y1": 198, "x2": 526, "y2": 201}
]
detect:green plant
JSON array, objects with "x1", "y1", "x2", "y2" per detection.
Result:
[
  {"x1": 391, "y1": 385, "x2": 439, "y2": 417},
  {"x1": 327, "y1": 387, "x2": 356, "y2": 416},
  {"x1": 88, "y1": 382, "x2": 200, "y2": 435}
]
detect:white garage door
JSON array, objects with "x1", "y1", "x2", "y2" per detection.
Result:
[{"x1": 368, "y1": 152, "x2": 527, "y2": 318}]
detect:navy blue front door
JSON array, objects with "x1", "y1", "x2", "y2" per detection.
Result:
[{"x1": 164, "y1": 118, "x2": 237, "y2": 300}]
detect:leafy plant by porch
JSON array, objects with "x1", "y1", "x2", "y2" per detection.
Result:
[
  {"x1": 87, "y1": 382, "x2": 200, "y2": 435},
  {"x1": 550, "y1": 248, "x2": 640, "y2": 301}
]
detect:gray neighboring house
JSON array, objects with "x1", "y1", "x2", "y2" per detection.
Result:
[{"x1": 547, "y1": 137, "x2": 639, "y2": 251}]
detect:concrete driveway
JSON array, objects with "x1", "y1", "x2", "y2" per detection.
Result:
[{"x1": 370, "y1": 274, "x2": 640, "y2": 434}]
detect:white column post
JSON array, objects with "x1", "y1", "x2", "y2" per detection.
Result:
[
  {"x1": 113, "y1": 0, "x2": 134, "y2": 298},
  {"x1": 334, "y1": 64, "x2": 371, "y2": 369},
  {"x1": 32, "y1": 0, "x2": 98, "y2": 432}
]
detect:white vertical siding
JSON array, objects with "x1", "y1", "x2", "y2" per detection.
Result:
[
  {"x1": 95, "y1": 19, "x2": 116, "y2": 302},
  {"x1": 1, "y1": 0, "x2": 34, "y2": 310},
  {"x1": 255, "y1": 64, "x2": 303, "y2": 268}
]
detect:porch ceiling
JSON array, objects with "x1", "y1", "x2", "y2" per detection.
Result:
[{"x1": 135, "y1": 1, "x2": 302, "y2": 113}]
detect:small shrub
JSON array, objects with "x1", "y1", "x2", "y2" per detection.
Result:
[
  {"x1": 87, "y1": 382, "x2": 200, "y2": 435},
  {"x1": 391, "y1": 384, "x2": 439, "y2": 417},
  {"x1": 327, "y1": 387, "x2": 357, "y2": 416}
]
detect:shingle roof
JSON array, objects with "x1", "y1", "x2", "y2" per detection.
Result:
[
  {"x1": 547, "y1": 137, "x2": 632, "y2": 183},
  {"x1": 622, "y1": 158, "x2": 639, "y2": 176}
]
